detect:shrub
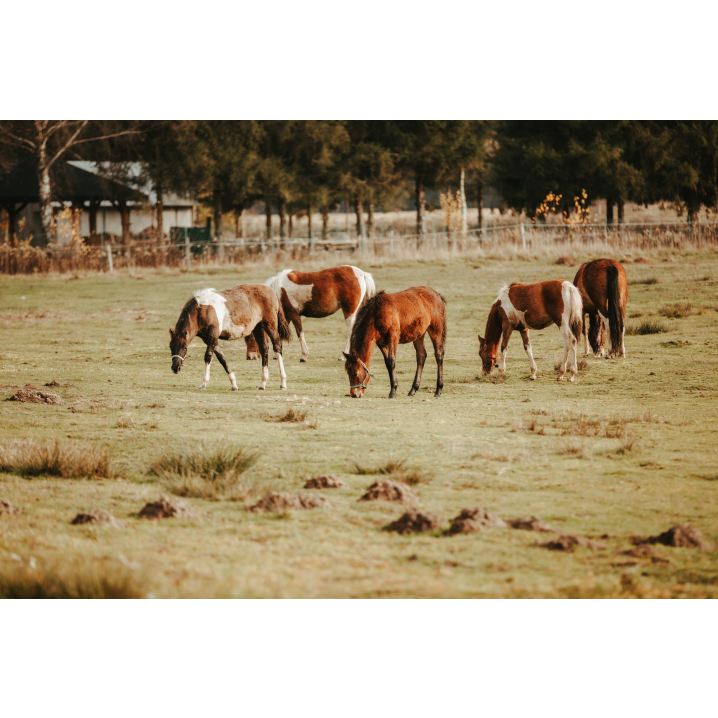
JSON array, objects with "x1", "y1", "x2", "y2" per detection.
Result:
[
  {"x1": 0, "y1": 439, "x2": 111, "y2": 479},
  {"x1": 658, "y1": 301, "x2": 693, "y2": 318},
  {"x1": 625, "y1": 320, "x2": 667, "y2": 335}
]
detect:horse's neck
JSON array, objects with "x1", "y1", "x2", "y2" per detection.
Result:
[
  {"x1": 354, "y1": 320, "x2": 376, "y2": 365},
  {"x1": 485, "y1": 304, "x2": 503, "y2": 349}
]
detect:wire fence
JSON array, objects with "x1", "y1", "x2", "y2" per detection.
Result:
[{"x1": 2, "y1": 220, "x2": 717, "y2": 274}]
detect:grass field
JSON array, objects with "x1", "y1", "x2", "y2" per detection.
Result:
[{"x1": 1, "y1": 249, "x2": 717, "y2": 598}]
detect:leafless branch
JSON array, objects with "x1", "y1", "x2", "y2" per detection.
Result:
[
  {"x1": 0, "y1": 124, "x2": 36, "y2": 151},
  {"x1": 46, "y1": 121, "x2": 89, "y2": 169},
  {"x1": 70, "y1": 128, "x2": 142, "y2": 147}
]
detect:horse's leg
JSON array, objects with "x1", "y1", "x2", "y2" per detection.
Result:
[
  {"x1": 519, "y1": 327, "x2": 537, "y2": 380},
  {"x1": 253, "y1": 326, "x2": 270, "y2": 390},
  {"x1": 340, "y1": 305, "x2": 359, "y2": 361},
  {"x1": 582, "y1": 314, "x2": 590, "y2": 355},
  {"x1": 557, "y1": 324, "x2": 578, "y2": 382},
  {"x1": 497, "y1": 325, "x2": 513, "y2": 375},
  {"x1": 198, "y1": 338, "x2": 215, "y2": 390},
  {"x1": 408, "y1": 335, "x2": 427, "y2": 396},
  {"x1": 295, "y1": 316, "x2": 309, "y2": 363},
  {"x1": 214, "y1": 346, "x2": 238, "y2": 391},
  {"x1": 429, "y1": 327, "x2": 445, "y2": 398},
  {"x1": 620, "y1": 316, "x2": 626, "y2": 358},
  {"x1": 380, "y1": 339, "x2": 398, "y2": 399},
  {"x1": 265, "y1": 322, "x2": 287, "y2": 390},
  {"x1": 598, "y1": 310, "x2": 612, "y2": 357}
]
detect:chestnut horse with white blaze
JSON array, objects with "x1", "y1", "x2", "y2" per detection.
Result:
[
  {"x1": 169, "y1": 285, "x2": 292, "y2": 391},
  {"x1": 344, "y1": 287, "x2": 446, "y2": 399},
  {"x1": 573, "y1": 258, "x2": 627, "y2": 358},
  {"x1": 265, "y1": 265, "x2": 376, "y2": 362},
  {"x1": 479, "y1": 280, "x2": 583, "y2": 382}
]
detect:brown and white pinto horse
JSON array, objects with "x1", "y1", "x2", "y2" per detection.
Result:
[
  {"x1": 343, "y1": 287, "x2": 446, "y2": 399},
  {"x1": 266, "y1": 265, "x2": 376, "y2": 362},
  {"x1": 169, "y1": 285, "x2": 292, "y2": 391},
  {"x1": 573, "y1": 258, "x2": 627, "y2": 358},
  {"x1": 479, "y1": 280, "x2": 583, "y2": 382}
]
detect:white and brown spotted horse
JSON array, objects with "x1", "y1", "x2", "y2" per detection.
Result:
[
  {"x1": 169, "y1": 284, "x2": 292, "y2": 391},
  {"x1": 479, "y1": 280, "x2": 583, "y2": 382},
  {"x1": 262, "y1": 265, "x2": 376, "y2": 362}
]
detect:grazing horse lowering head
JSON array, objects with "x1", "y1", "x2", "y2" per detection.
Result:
[
  {"x1": 478, "y1": 334, "x2": 498, "y2": 375},
  {"x1": 169, "y1": 299, "x2": 199, "y2": 374},
  {"x1": 343, "y1": 351, "x2": 372, "y2": 398}
]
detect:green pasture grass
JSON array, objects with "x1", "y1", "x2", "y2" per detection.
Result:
[{"x1": 0, "y1": 251, "x2": 717, "y2": 597}]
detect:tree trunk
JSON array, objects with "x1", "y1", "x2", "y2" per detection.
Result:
[
  {"x1": 156, "y1": 186, "x2": 164, "y2": 241},
  {"x1": 322, "y1": 205, "x2": 329, "y2": 239},
  {"x1": 235, "y1": 208, "x2": 244, "y2": 238},
  {"x1": 37, "y1": 143, "x2": 55, "y2": 241},
  {"x1": 288, "y1": 213, "x2": 293, "y2": 238},
  {"x1": 476, "y1": 174, "x2": 484, "y2": 229},
  {"x1": 265, "y1": 199, "x2": 272, "y2": 239},
  {"x1": 606, "y1": 196, "x2": 614, "y2": 225},
  {"x1": 117, "y1": 200, "x2": 131, "y2": 252},
  {"x1": 89, "y1": 199, "x2": 99, "y2": 236},
  {"x1": 307, "y1": 204, "x2": 312, "y2": 239},
  {"x1": 279, "y1": 200, "x2": 286, "y2": 240},
  {"x1": 415, "y1": 179, "x2": 425, "y2": 236},
  {"x1": 367, "y1": 201, "x2": 374, "y2": 238},
  {"x1": 213, "y1": 190, "x2": 223, "y2": 240},
  {"x1": 617, "y1": 199, "x2": 624, "y2": 224},
  {"x1": 460, "y1": 167, "x2": 468, "y2": 236},
  {"x1": 6, "y1": 204, "x2": 17, "y2": 245},
  {"x1": 356, "y1": 196, "x2": 365, "y2": 238}
]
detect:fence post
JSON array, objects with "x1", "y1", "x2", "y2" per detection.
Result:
[
  {"x1": 687, "y1": 214, "x2": 692, "y2": 243},
  {"x1": 184, "y1": 227, "x2": 191, "y2": 269},
  {"x1": 604, "y1": 216, "x2": 608, "y2": 241},
  {"x1": 107, "y1": 241, "x2": 113, "y2": 273},
  {"x1": 520, "y1": 221, "x2": 526, "y2": 250}
]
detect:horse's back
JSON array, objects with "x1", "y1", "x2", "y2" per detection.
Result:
[
  {"x1": 380, "y1": 286, "x2": 445, "y2": 339},
  {"x1": 220, "y1": 284, "x2": 278, "y2": 328},
  {"x1": 504, "y1": 280, "x2": 566, "y2": 329}
]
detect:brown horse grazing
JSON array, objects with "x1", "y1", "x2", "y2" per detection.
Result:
[
  {"x1": 573, "y1": 258, "x2": 628, "y2": 358},
  {"x1": 479, "y1": 280, "x2": 583, "y2": 382},
  {"x1": 343, "y1": 287, "x2": 446, "y2": 399},
  {"x1": 266, "y1": 265, "x2": 376, "y2": 362},
  {"x1": 169, "y1": 285, "x2": 292, "y2": 391}
]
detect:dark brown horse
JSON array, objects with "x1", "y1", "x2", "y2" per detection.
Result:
[
  {"x1": 479, "y1": 280, "x2": 583, "y2": 382},
  {"x1": 343, "y1": 287, "x2": 446, "y2": 399},
  {"x1": 573, "y1": 258, "x2": 628, "y2": 358},
  {"x1": 169, "y1": 285, "x2": 291, "y2": 391}
]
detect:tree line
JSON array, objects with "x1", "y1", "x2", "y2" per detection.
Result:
[{"x1": 1, "y1": 121, "x2": 717, "y2": 242}]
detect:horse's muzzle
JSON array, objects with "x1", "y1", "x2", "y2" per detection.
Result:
[{"x1": 171, "y1": 361, "x2": 182, "y2": 374}]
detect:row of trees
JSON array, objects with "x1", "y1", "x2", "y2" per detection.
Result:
[{"x1": 1, "y1": 121, "x2": 717, "y2": 242}]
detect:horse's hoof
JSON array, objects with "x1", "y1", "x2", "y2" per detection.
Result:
[
  {"x1": 198, "y1": 386, "x2": 206, "y2": 391},
  {"x1": 530, "y1": 376, "x2": 536, "y2": 380},
  {"x1": 279, "y1": 386, "x2": 286, "y2": 390},
  {"x1": 257, "y1": 386, "x2": 265, "y2": 390},
  {"x1": 300, "y1": 358, "x2": 307, "y2": 363},
  {"x1": 408, "y1": 390, "x2": 416, "y2": 397},
  {"x1": 231, "y1": 387, "x2": 238, "y2": 392},
  {"x1": 568, "y1": 376, "x2": 576, "y2": 383}
]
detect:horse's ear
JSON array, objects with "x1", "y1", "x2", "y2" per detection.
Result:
[
  {"x1": 169, "y1": 328, "x2": 174, "y2": 338},
  {"x1": 478, "y1": 335, "x2": 485, "y2": 347},
  {"x1": 342, "y1": 352, "x2": 350, "y2": 361}
]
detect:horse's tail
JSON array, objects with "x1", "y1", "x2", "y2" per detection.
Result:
[
  {"x1": 606, "y1": 263, "x2": 622, "y2": 351},
  {"x1": 361, "y1": 270, "x2": 377, "y2": 307},
  {"x1": 563, "y1": 281, "x2": 583, "y2": 342},
  {"x1": 439, "y1": 293, "x2": 447, "y2": 346},
  {"x1": 276, "y1": 297, "x2": 292, "y2": 343}
]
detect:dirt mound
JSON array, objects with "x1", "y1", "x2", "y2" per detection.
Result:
[
  {"x1": 248, "y1": 491, "x2": 333, "y2": 513},
  {"x1": 303, "y1": 475, "x2": 347, "y2": 489},
  {"x1": 632, "y1": 525, "x2": 711, "y2": 551},
  {"x1": 384, "y1": 509, "x2": 441, "y2": 535},
  {"x1": 138, "y1": 495, "x2": 195, "y2": 519},
  {"x1": 622, "y1": 545, "x2": 671, "y2": 563},
  {"x1": 44, "y1": 380, "x2": 64, "y2": 388},
  {"x1": 507, "y1": 516, "x2": 554, "y2": 532},
  {"x1": 538, "y1": 535, "x2": 606, "y2": 551},
  {"x1": 555, "y1": 256, "x2": 576, "y2": 267},
  {"x1": 6, "y1": 385, "x2": 64, "y2": 405},
  {"x1": 71, "y1": 508, "x2": 124, "y2": 527},
  {"x1": 634, "y1": 256, "x2": 652, "y2": 264},
  {"x1": 359, "y1": 479, "x2": 416, "y2": 503},
  {"x1": 0, "y1": 500, "x2": 21, "y2": 516},
  {"x1": 446, "y1": 507, "x2": 507, "y2": 535}
]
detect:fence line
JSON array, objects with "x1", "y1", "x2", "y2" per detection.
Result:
[{"x1": 2, "y1": 221, "x2": 717, "y2": 274}]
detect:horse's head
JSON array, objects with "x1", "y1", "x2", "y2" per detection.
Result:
[
  {"x1": 587, "y1": 315, "x2": 604, "y2": 356},
  {"x1": 478, "y1": 335, "x2": 497, "y2": 375},
  {"x1": 343, "y1": 352, "x2": 370, "y2": 398},
  {"x1": 169, "y1": 327, "x2": 190, "y2": 374}
]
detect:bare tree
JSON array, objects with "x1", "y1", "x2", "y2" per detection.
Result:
[{"x1": 0, "y1": 121, "x2": 140, "y2": 240}]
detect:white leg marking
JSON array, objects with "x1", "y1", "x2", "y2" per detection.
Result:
[
  {"x1": 341, "y1": 314, "x2": 357, "y2": 359},
  {"x1": 276, "y1": 353, "x2": 287, "y2": 390},
  {"x1": 620, "y1": 325, "x2": 626, "y2": 358},
  {"x1": 199, "y1": 360, "x2": 211, "y2": 390},
  {"x1": 258, "y1": 365, "x2": 269, "y2": 390},
  {"x1": 498, "y1": 346, "x2": 508, "y2": 375},
  {"x1": 299, "y1": 331, "x2": 309, "y2": 362},
  {"x1": 599, "y1": 310, "x2": 611, "y2": 356},
  {"x1": 228, "y1": 371, "x2": 238, "y2": 391},
  {"x1": 583, "y1": 321, "x2": 590, "y2": 355},
  {"x1": 525, "y1": 342, "x2": 537, "y2": 380}
]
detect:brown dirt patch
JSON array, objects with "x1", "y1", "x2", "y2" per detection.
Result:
[
  {"x1": 359, "y1": 479, "x2": 416, "y2": 503},
  {"x1": 631, "y1": 524, "x2": 712, "y2": 551},
  {"x1": 248, "y1": 491, "x2": 333, "y2": 513},
  {"x1": 538, "y1": 535, "x2": 606, "y2": 551},
  {"x1": 0, "y1": 500, "x2": 21, "y2": 515},
  {"x1": 634, "y1": 256, "x2": 652, "y2": 264},
  {"x1": 446, "y1": 507, "x2": 507, "y2": 535},
  {"x1": 303, "y1": 475, "x2": 347, "y2": 489},
  {"x1": 44, "y1": 380, "x2": 71, "y2": 388},
  {"x1": 555, "y1": 256, "x2": 576, "y2": 267},
  {"x1": 71, "y1": 508, "x2": 125, "y2": 527},
  {"x1": 622, "y1": 545, "x2": 671, "y2": 563},
  {"x1": 138, "y1": 495, "x2": 196, "y2": 519},
  {"x1": 507, "y1": 516, "x2": 554, "y2": 532},
  {"x1": 384, "y1": 509, "x2": 442, "y2": 535},
  {"x1": 6, "y1": 385, "x2": 64, "y2": 405}
]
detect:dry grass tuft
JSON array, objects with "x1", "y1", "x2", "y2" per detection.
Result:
[
  {"x1": 352, "y1": 458, "x2": 431, "y2": 485},
  {"x1": 554, "y1": 359, "x2": 590, "y2": 372},
  {"x1": 116, "y1": 416, "x2": 136, "y2": 429},
  {"x1": 480, "y1": 373, "x2": 507, "y2": 384},
  {"x1": 559, "y1": 441, "x2": 590, "y2": 460},
  {"x1": 0, "y1": 439, "x2": 111, "y2": 479},
  {"x1": 0, "y1": 560, "x2": 146, "y2": 599},
  {"x1": 658, "y1": 301, "x2": 693, "y2": 318},
  {"x1": 629, "y1": 276, "x2": 659, "y2": 285},
  {"x1": 625, "y1": 319, "x2": 667, "y2": 335},
  {"x1": 449, "y1": 375, "x2": 481, "y2": 384},
  {"x1": 150, "y1": 445, "x2": 259, "y2": 501},
  {"x1": 264, "y1": 406, "x2": 309, "y2": 423}
]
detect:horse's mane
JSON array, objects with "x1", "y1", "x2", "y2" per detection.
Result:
[
  {"x1": 349, "y1": 290, "x2": 385, "y2": 353},
  {"x1": 175, "y1": 295, "x2": 199, "y2": 334},
  {"x1": 265, "y1": 269, "x2": 293, "y2": 297}
]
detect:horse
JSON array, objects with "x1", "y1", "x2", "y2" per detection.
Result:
[
  {"x1": 169, "y1": 285, "x2": 292, "y2": 391},
  {"x1": 573, "y1": 258, "x2": 627, "y2": 358},
  {"x1": 478, "y1": 280, "x2": 583, "y2": 382},
  {"x1": 245, "y1": 334, "x2": 260, "y2": 360},
  {"x1": 265, "y1": 265, "x2": 376, "y2": 362},
  {"x1": 343, "y1": 287, "x2": 446, "y2": 399}
]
